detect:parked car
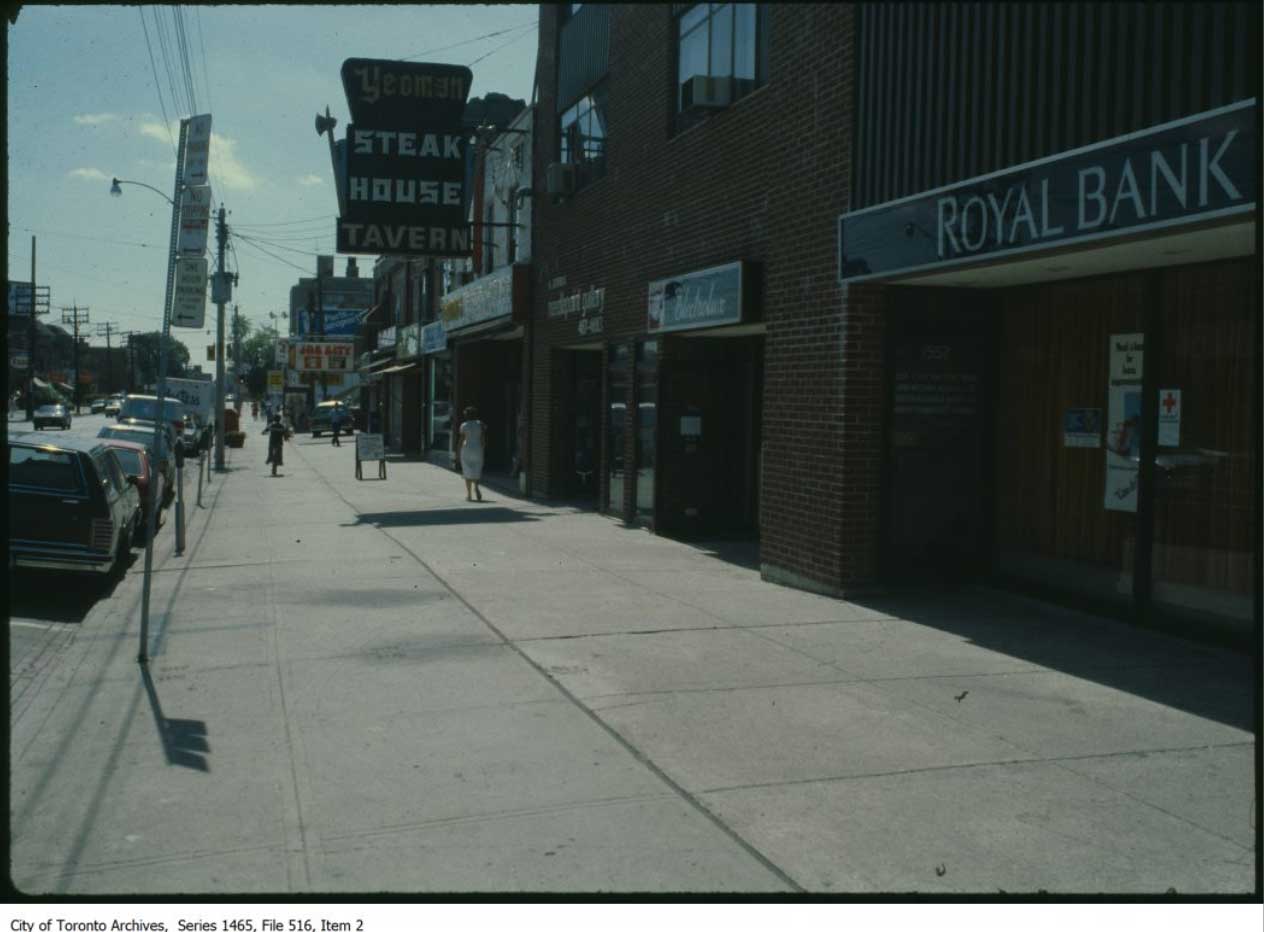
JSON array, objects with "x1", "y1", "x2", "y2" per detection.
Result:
[
  {"x1": 117, "y1": 395, "x2": 189, "y2": 446},
  {"x1": 33, "y1": 403, "x2": 72, "y2": 430},
  {"x1": 9, "y1": 431, "x2": 141, "y2": 578},
  {"x1": 310, "y1": 400, "x2": 355, "y2": 438},
  {"x1": 104, "y1": 394, "x2": 124, "y2": 417},
  {"x1": 96, "y1": 423, "x2": 177, "y2": 506},
  {"x1": 98, "y1": 438, "x2": 164, "y2": 541},
  {"x1": 90, "y1": 398, "x2": 106, "y2": 414}
]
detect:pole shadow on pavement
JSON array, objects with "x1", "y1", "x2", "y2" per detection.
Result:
[{"x1": 140, "y1": 664, "x2": 211, "y2": 772}]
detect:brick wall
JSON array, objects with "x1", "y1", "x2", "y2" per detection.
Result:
[{"x1": 532, "y1": 4, "x2": 883, "y2": 590}]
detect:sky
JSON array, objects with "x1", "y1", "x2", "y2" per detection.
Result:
[{"x1": 7, "y1": 3, "x2": 539, "y2": 366}]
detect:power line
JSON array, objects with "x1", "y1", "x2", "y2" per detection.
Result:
[
  {"x1": 138, "y1": 8, "x2": 178, "y2": 157},
  {"x1": 152, "y1": 6, "x2": 187, "y2": 116},
  {"x1": 173, "y1": 7, "x2": 198, "y2": 114},
  {"x1": 194, "y1": 8, "x2": 213, "y2": 115},
  {"x1": 402, "y1": 21, "x2": 537, "y2": 62},
  {"x1": 232, "y1": 233, "x2": 313, "y2": 275},
  {"x1": 233, "y1": 232, "x2": 331, "y2": 259},
  {"x1": 233, "y1": 214, "x2": 337, "y2": 229},
  {"x1": 468, "y1": 23, "x2": 538, "y2": 67},
  {"x1": 20, "y1": 227, "x2": 165, "y2": 250}
]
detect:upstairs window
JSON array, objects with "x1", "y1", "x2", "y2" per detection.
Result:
[
  {"x1": 559, "y1": 82, "x2": 608, "y2": 189},
  {"x1": 676, "y1": 4, "x2": 764, "y2": 122}
]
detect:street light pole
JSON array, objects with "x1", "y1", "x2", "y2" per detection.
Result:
[{"x1": 136, "y1": 118, "x2": 189, "y2": 665}]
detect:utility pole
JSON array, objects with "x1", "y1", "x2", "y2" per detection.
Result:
[
  {"x1": 214, "y1": 205, "x2": 228, "y2": 471},
  {"x1": 61, "y1": 304, "x2": 90, "y2": 412},
  {"x1": 25, "y1": 236, "x2": 39, "y2": 420},
  {"x1": 232, "y1": 303, "x2": 241, "y2": 402},
  {"x1": 96, "y1": 321, "x2": 117, "y2": 395},
  {"x1": 118, "y1": 331, "x2": 139, "y2": 393}
]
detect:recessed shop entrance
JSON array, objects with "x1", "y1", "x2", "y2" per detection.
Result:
[
  {"x1": 657, "y1": 333, "x2": 764, "y2": 540},
  {"x1": 882, "y1": 253, "x2": 1257, "y2": 640},
  {"x1": 881, "y1": 291, "x2": 991, "y2": 581},
  {"x1": 558, "y1": 347, "x2": 602, "y2": 503}
]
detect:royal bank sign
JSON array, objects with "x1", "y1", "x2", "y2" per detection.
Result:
[
  {"x1": 838, "y1": 99, "x2": 1257, "y2": 282},
  {"x1": 335, "y1": 59, "x2": 473, "y2": 257}
]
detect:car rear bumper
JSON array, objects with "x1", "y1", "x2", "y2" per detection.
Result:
[{"x1": 10, "y1": 541, "x2": 114, "y2": 573}]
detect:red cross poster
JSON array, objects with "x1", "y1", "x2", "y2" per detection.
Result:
[{"x1": 1158, "y1": 388, "x2": 1181, "y2": 447}]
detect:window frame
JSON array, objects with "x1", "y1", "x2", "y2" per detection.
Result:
[
  {"x1": 674, "y1": 4, "x2": 766, "y2": 123},
  {"x1": 558, "y1": 81, "x2": 608, "y2": 190}
]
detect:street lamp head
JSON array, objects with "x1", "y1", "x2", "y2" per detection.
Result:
[{"x1": 110, "y1": 178, "x2": 123, "y2": 198}]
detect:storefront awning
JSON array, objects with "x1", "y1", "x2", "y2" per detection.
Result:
[
  {"x1": 447, "y1": 317, "x2": 520, "y2": 342},
  {"x1": 376, "y1": 362, "x2": 421, "y2": 376}
]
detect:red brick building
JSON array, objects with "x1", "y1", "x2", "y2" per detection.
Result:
[{"x1": 524, "y1": 3, "x2": 1258, "y2": 641}]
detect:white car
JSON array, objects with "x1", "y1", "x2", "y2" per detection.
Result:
[{"x1": 33, "y1": 403, "x2": 72, "y2": 430}]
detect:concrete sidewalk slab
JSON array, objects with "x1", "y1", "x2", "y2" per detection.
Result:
[
  {"x1": 519, "y1": 626, "x2": 849, "y2": 698},
  {"x1": 701, "y1": 753, "x2": 1254, "y2": 893},
  {"x1": 590, "y1": 680, "x2": 1037, "y2": 791}
]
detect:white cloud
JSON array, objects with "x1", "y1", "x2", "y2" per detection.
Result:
[
  {"x1": 296, "y1": 174, "x2": 324, "y2": 187},
  {"x1": 210, "y1": 133, "x2": 260, "y2": 191},
  {"x1": 74, "y1": 112, "x2": 119, "y2": 125},
  {"x1": 137, "y1": 119, "x2": 260, "y2": 192},
  {"x1": 68, "y1": 167, "x2": 110, "y2": 181}
]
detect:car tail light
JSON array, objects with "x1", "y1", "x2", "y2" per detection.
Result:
[{"x1": 91, "y1": 518, "x2": 114, "y2": 551}]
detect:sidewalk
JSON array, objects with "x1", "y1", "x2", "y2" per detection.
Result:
[{"x1": 8, "y1": 434, "x2": 1256, "y2": 894}]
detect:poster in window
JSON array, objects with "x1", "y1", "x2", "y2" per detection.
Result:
[{"x1": 1104, "y1": 333, "x2": 1143, "y2": 512}]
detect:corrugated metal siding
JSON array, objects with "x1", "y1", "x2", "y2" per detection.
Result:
[
  {"x1": 557, "y1": 3, "x2": 610, "y2": 111},
  {"x1": 853, "y1": 2, "x2": 1260, "y2": 209}
]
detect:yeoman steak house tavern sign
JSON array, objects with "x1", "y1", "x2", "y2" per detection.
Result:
[
  {"x1": 336, "y1": 59, "x2": 473, "y2": 257},
  {"x1": 838, "y1": 100, "x2": 1256, "y2": 282}
]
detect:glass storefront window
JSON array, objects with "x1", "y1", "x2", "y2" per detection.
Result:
[
  {"x1": 607, "y1": 344, "x2": 631, "y2": 514},
  {"x1": 1150, "y1": 260, "x2": 1256, "y2": 631},
  {"x1": 635, "y1": 340, "x2": 659, "y2": 520},
  {"x1": 429, "y1": 356, "x2": 453, "y2": 452}
]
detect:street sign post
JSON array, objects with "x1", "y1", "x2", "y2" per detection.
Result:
[{"x1": 177, "y1": 185, "x2": 212, "y2": 257}]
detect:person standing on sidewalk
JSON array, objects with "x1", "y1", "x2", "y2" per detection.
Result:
[
  {"x1": 330, "y1": 404, "x2": 345, "y2": 446},
  {"x1": 454, "y1": 406, "x2": 486, "y2": 502},
  {"x1": 263, "y1": 414, "x2": 286, "y2": 476}
]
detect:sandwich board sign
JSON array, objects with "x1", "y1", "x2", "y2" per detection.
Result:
[{"x1": 355, "y1": 432, "x2": 386, "y2": 480}]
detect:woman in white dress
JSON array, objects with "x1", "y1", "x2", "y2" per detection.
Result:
[{"x1": 455, "y1": 406, "x2": 486, "y2": 502}]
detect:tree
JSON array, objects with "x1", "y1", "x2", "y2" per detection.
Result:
[
  {"x1": 130, "y1": 332, "x2": 191, "y2": 387},
  {"x1": 240, "y1": 325, "x2": 279, "y2": 399}
]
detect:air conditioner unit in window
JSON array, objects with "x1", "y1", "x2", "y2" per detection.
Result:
[
  {"x1": 681, "y1": 75, "x2": 732, "y2": 112},
  {"x1": 546, "y1": 162, "x2": 576, "y2": 198}
]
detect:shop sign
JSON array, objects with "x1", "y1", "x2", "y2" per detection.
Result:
[
  {"x1": 421, "y1": 321, "x2": 448, "y2": 354},
  {"x1": 275, "y1": 340, "x2": 288, "y2": 365},
  {"x1": 1104, "y1": 333, "x2": 1144, "y2": 512},
  {"x1": 171, "y1": 257, "x2": 208, "y2": 328},
  {"x1": 839, "y1": 99, "x2": 1257, "y2": 282},
  {"x1": 1158, "y1": 388, "x2": 1181, "y2": 447},
  {"x1": 647, "y1": 261, "x2": 744, "y2": 334},
  {"x1": 336, "y1": 59, "x2": 472, "y2": 258},
  {"x1": 293, "y1": 341, "x2": 354, "y2": 373},
  {"x1": 397, "y1": 323, "x2": 422, "y2": 360},
  {"x1": 378, "y1": 325, "x2": 397, "y2": 349},
  {"x1": 547, "y1": 286, "x2": 604, "y2": 319},
  {"x1": 267, "y1": 370, "x2": 284, "y2": 392},
  {"x1": 441, "y1": 263, "x2": 515, "y2": 332},
  {"x1": 7, "y1": 281, "x2": 50, "y2": 317},
  {"x1": 177, "y1": 185, "x2": 212, "y2": 257},
  {"x1": 10, "y1": 352, "x2": 29, "y2": 369},
  {"x1": 1063, "y1": 408, "x2": 1102, "y2": 447}
]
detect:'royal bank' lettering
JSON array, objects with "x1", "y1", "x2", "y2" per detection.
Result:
[
  {"x1": 936, "y1": 129, "x2": 1244, "y2": 260},
  {"x1": 840, "y1": 102, "x2": 1256, "y2": 282}
]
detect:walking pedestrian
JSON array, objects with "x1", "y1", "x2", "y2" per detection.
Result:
[
  {"x1": 454, "y1": 405, "x2": 486, "y2": 502},
  {"x1": 330, "y1": 403, "x2": 344, "y2": 446},
  {"x1": 263, "y1": 414, "x2": 286, "y2": 476}
]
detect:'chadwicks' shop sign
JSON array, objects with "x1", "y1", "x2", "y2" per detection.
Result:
[
  {"x1": 647, "y1": 261, "x2": 744, "y2": 334},
  {"x1": 838, "y1": 99, "x2": 1257, "y2": 282}
]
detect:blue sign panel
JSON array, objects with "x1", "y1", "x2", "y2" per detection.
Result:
[
  {"x1": 839, "y1": 99, "x2": 1257, "y2": 282},
  {"x1": 647, "y1": 261, "x2": 744, "y2": 334},
  {"x1": 295, "y1": 307, "x2": 363, "y2": 338},
  {"x1": 421, "y1": 321, "x2": 448, "y2": 355}
]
